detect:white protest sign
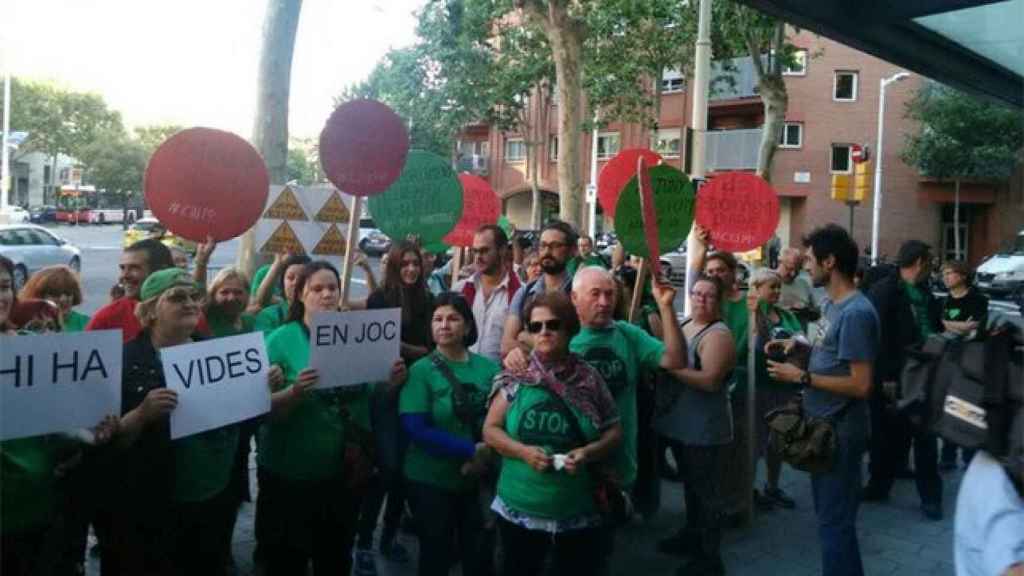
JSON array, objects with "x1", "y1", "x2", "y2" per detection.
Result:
[
  {"x1": 0, "y1": 330, "x2": 122, "y2": 441},
  {"x1": 309, "y1": 308, "x2": 401, "y2": 389},
  {"x1": 253, "y1": 184, "x2": 354, "y2": 273},
  {"x1": 161, "y1": 332, "x2": 271, "y2": 440}
]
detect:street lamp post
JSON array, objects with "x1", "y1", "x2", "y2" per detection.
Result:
[{"x1": 870, "y1": 71, "x2": 910, "y2": 265}]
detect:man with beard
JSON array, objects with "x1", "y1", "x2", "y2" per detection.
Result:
[
  {"x1": 766, "y1": 224, "x2": 879, "y2": 576},
  {"x1": 776, "y1": 247, "x2": 820, "y2": 329},
  {"x1": 501, "y1": 220, "x2": 579, "y2": 360},
  {"x1": 454, "y1": 224, "x2": 521, "y2": 363}
]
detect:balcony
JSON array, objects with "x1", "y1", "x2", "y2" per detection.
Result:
[
  {"x1": 710, "y1": 56, "x2": 760, "y2": 101},
  {"x1": 706, "y1": 128, "x2": 762, "y2": 171},
  {"x1": 457, "y1": 154, "x2": 490, "y2": 176}
]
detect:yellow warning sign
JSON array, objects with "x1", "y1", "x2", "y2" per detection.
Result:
[
  {"x1": 264, "y1": 186, "x2": 308, "y2": 220},
  {"x1": 260, "y1": 221, "x2": 306, "y2": 254},
  {"x1": 312, "y1": 224, "x2": 347, "y2": 256},
  {"x1": 315, "y1": 191, "x2": 351, "y2": 223}
]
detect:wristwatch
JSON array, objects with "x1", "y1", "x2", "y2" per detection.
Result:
[{"x1": 799, "y1": 371, "x2": 812, "y2": 387}]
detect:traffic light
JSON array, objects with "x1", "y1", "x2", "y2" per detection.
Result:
[{"x1": 831, "y1": 160, "x2": 872, "y2": 203}]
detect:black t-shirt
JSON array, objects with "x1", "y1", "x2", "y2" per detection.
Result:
[{"x1": 942, "y1": 288, "x2": 989, "y2": 328}]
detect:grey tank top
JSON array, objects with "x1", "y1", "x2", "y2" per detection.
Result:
[{"x1": 656, "y1": 319, "x2": 734, "y2": 446}]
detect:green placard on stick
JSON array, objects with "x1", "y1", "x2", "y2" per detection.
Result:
[
  {"x1": 367, "y1": 150, "x2": 464, "y2": 247},
  {"x1": 614, "y1": 164, "x2": 696, "y2": 259}
]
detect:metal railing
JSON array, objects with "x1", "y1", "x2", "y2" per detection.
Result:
[
  {"x1": 456, "y1": 154, "x2": 489, "y2": 176},
  {"x1": 705, "y1": 128, "x2": 762, "y2": 171}
]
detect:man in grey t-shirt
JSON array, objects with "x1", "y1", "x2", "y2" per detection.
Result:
[{"x1": 767, "y1": 225, "x2": 879, "y2": 576}]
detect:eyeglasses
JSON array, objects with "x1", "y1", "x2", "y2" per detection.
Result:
[
  {"x1": 527, "y1": 319, "x2": 562, "y2": 334},
  {"x1": 690, "y1": 291, "x2": 717, "y2": 301},
  {"x1": 163, "y1": 289, "x2": 203, "y2": 304},
  {"x1": 539, "y1": 241, "x2": 569, "y2": 252}
]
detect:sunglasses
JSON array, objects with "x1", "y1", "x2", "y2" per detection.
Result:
[
  {"x1": 164, "y1": 288, "x2": 204, "y2": 304},
  {"x1": 527, "y1": 319, "x2": 562, "y2": 334}
]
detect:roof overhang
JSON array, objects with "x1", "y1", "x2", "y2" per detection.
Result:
[{"x1": 736, "y1": 0, "x2": 1023, "y2": 108}]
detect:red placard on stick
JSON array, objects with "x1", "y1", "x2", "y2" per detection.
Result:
[
  {"x1": 637, "y1": 157, "x2": 662, "y2": 280},
  {"x1": 598, "y1": 148, "x2": 662, "y2": 218},
  {"x1": 443, "y1": 173, "x2": 500, "y2": 247},
  {"x1": 319, "y1": 99, "x2": 410, "y2": 197},
  {"x1": 695, "y1": 172, "x2": 780, "y2": 252},
  {"x1": 145, "y1": 127, "x2": 269, "y2": 242}
]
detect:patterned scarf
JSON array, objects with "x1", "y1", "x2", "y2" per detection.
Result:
[{"x1": 493, "y1": 350, "x2": 615, "y2": 428}]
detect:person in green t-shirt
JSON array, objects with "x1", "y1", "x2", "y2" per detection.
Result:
[
  {"x1": 17, "y1": 264, "x2": 91, "y2": 332},
  {"x1": 399, "y1": 292, "x2": 499, "y2": 576},
  {"x1": 749, "y1": 268, "x2": 804, "y2": 511},
  {"x1": 250, "y1": 253, "x2": 311, "y2": 334},
  {"x1": 568, "y1": 235, "x2": 609, "y2": 275},
  {"x1": 484, "y1": 291, "x2": 621, "y2": 576},
  {"x1": 256, "y1": 260, "x2": 404, "y2": 576}
]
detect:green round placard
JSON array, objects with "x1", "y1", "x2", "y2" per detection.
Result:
[
  {"x1": 614, "y1": 164, "x2": 695, "y2": 258},
  {"x1": 368, "y1": 150, "x2": 463, "y2": 246}
]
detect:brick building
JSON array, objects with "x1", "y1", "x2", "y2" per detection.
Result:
[{"x1": 456, "y1": 31, "x2": 1024, "y2": 266}]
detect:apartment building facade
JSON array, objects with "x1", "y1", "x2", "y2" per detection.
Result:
[{"x1": 456, "y1": 31, "x2": 1024, "y2": 266}]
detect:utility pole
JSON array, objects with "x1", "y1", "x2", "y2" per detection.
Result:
[
  {"x1": 587, "y1": 111, "x2": 599, "y2": 238},
  {"x1": 2, "y1": 73, "x2": 10, "y2": 216},
  {"x1": 870, "y1": 71, "x2": 910, "y2": 264},
  {"x1": 683, "y1": 0, "x2": 711, "y2": 316}
]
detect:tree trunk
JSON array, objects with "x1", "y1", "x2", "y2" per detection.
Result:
[
  {"x1": 237, "y1": 0, "x2": 303, "y2": 276},
  {"x1": 954, "y1": 178, "x2": 961, "y2": 258},
  {"x1": 525, "y1": 1, "x2": 585, "y2": 229},
  {"x1": 755, "y1": 74, "x2": 787, "y2": 182}
]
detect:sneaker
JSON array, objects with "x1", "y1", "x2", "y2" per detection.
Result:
[
  {"x1": 764, "y1": 486, "x2": 796, "y2": 509},
  {"x1": 753, "y1": 489, "x2": 775, "y2": 512},
  {"x1": 921, "y1": 502, "x2": 943, "y2": 521},
  {"x1": 658, "y1": 530, "x2": 699, "y2": 557},
  {"x1": 380, "y1": 540, "x2": 411, "y2": 564},
  {"x1": 354, "y1": 548, "x2": 378, "y2": 576},
  {"x1": 675, "y1": 556, "x2": 726, "y2": 576}
]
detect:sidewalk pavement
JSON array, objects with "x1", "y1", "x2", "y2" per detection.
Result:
[{"x1": 86, "y1": 455, "x2": 963, "y2": 576}]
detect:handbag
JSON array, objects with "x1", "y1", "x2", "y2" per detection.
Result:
[
  {"x1": 764, "y1": 396, "x2": 853, "y2": 474},
  {"x1": 429, "y1": 353, "x2": 496, "y2": 474},
  {"x1": 335, "y1": 390, "x2": 376, "y2": 492}
]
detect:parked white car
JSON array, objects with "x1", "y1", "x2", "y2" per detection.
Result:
[
  {"x1": 0, "y1": 224, "x2": 82, "y2": 290},
  {"x1": 0, "y1": 206, "x2": 30, "y2": 223},
  {"x1": 976, "y1": 229, "x2": 1024, "y2": 299}
]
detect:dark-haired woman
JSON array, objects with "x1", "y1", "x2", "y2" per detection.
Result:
[
  {"x1": 398, "y1": 293, "x2": 500, "y2": 576},
  {"x1": 256, "y1": 260, "x2": 405, "y2": 575},
  {"x1": 354, "y1": 241, "x2": 435, "y2": 573},
  {"x1": 483, "y1": 292, "x2": 622, "y2": 576},
  {"x1": 252, "y1": 253, "x2": 312, "y2": 333}
]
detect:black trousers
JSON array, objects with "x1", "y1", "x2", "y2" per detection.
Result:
[
  {"x1": 255, "y1": 467, "x2": 361, "y2": 576},
  {"x1": 407, "y1": 480, "x2": 483, "y2": 576},
  {"x1": 356, "y1": 467, "x2": 406, "y2": 550},
  {"x1": 167, "y1": 486, "x2": 238, "y2": 576},
  {"x1": 867, "y1": 393, "x2": 942, "y2": 505},
  {"x1": 667, "y1": 441, "x2": 726, "y2": 560},
  {"x1": 497, "y1": 518, "x2": 604, "y2": 576}
]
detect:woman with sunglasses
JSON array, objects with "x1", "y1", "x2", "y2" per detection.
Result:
[
  {"x1": 655, "y1": 274, "x2": 736, "y2": 575},
  {"x1": 105, "y1": 268, "x2": 262, "y2": 575},
  {"x1": 257, "y1": 261, "x2": 404, "y2": 575},
  {"x1": 18, "y1": 265, "x2": 90, "y2": 331},
  {"x1": 397, "y1": 292, "x2": 500, "y2": 576},
  {"x1": 483, "y1": 291, "x2": 622, "y2": 576},
  {"x1": 0, "y1": 257, "x2": 118, "y2": 576}
]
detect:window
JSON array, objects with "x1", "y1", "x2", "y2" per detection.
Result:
[
  {"x1": 652, "y1": 128, "x2": 681, "y2": 158},
  {"x1": 778, "y1": 123, "x2": 803, "y2": 148},
  {"x1": 504, "y1": 138, "x2": 526, "y2": 163},
  {"x1": 549, "y1": 136, "x2": 559, "y2": 161},
  {"x1": 596, "y1": 132, "x2": 620, "y2": 160},
  {"x1": 661, "y1": 68, "x2": 685, "y2": 93},
  {"x1": 833, "y1": 71, "x2": 858, "y2": 101},
  {"x1": 782, "y1": 49, "x2": 808, "y2": 76},
  {"x1": 831, "y1": 144, "x2": 852, "y2": 173}
]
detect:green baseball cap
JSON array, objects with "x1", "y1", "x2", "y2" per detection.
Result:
[{"x1": 140, "y1": 268, "x2": 197, "y2": 301}]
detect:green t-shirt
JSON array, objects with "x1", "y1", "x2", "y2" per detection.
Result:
[
  {"x1": 497, "y1": 385, "x2": 599, "y2": 519},
  {"x1": 250, "y1": 264, "x2": 283, "y2": 299},
  {"x1": 64, "y1": 310, "x2": 90, "y2": 332},
  {"x1": 722, "y1": 295, "x2": 750, "y2": 394},
  {"x1": 566, "y1": 254, "x2": 609, "y2": 278},
  {"x1": 902, "y1": 281, "x2": 934, "y2": 342},
  {"x1": 258, "y1": 321, "x2": 369, "y2": 481},
  {"x1": 754, "y1": 304, "x2": 803, "y2": 390},
  {"x1": 207, "y1": 309, "x2": 258, "y2": 338},
  {"x1": 172, "y1": 426, "x2": 240, "y2": 502},
  {"x1": 570, "y1": 321, "x2": 664, "y2": 486},
  {"x1": 0, "y1": 436, "x2": 70, "y2": 533},
  {"x1": 399, "y1": 353, "x2": 500, "y2": 492},
  {"x1": 254, "y1": 301, "x2": 290, "y2": 334}
]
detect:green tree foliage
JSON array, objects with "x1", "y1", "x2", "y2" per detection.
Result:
[
  {"x1": 133, "y1": 124, "x2": 184, "y2": 156},
  {"x1": 286, "y1": 142, "x2": 320, "y2": 185},
  {"x1": 78, "y1": 135, "x2": 148, "y2": 214}
]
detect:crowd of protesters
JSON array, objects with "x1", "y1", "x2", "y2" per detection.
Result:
[{"x1": 1, "y1": 214, "x2": 1021, "y2": 576}]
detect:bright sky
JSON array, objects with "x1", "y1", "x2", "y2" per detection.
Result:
[{"x1": 4, "y1": 0, "x2": 424, "y2": 139}]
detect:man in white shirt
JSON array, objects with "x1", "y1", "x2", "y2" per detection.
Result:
[{"x1": 454, "y1": 224, "x2": 521, "y2": 362}]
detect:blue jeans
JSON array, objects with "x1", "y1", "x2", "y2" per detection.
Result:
[{"x1": 811, "y1": 431, "x2": 866, "y2": 576}]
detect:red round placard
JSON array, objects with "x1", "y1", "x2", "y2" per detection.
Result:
[
  {"x1": 443, "y1": 174, "x2": 500, "y2": 247},
  {"x1": 695, "y1": 172, "x2": 780, "y2": 252},
  {"x1": 319, "y1": 99, "x2": 410, "y2": 197},
  {"x1": 598, "y1": 148, "x2": 662, "y2": 218},
  {"x1": 144, "y1": 127, "x2": 269, "y2": 242}
]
